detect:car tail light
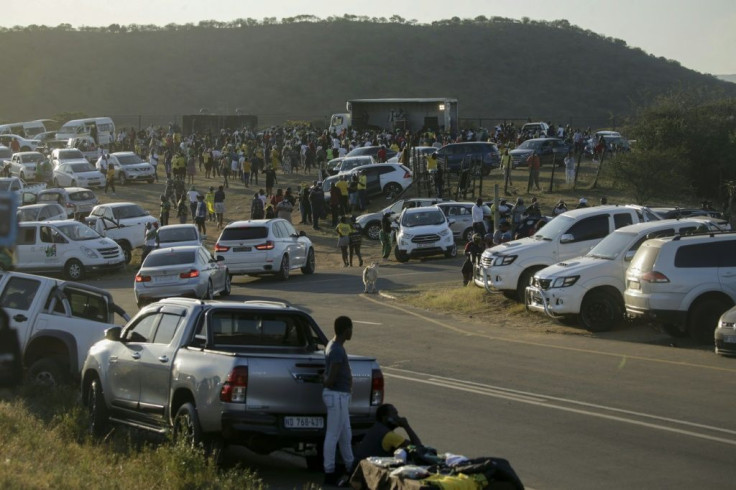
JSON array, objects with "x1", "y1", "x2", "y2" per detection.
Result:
[
  {"x1": 214, "y1": 243, "x2": 230, "y2": 252},
  {"x1": 403, "y1": 171, "x2": 412, "y2": 178},
  {"x1": 135, "y1": 274, "x2": 151, "y2": 282},
  {"x1": 180, "y1": 269, "x2": 200, "y2": 279},
  {"x1": 370, "y1": 369, "x2": 384, "y2": 406},
  {"x1": 641, "y1": 271, "x2": 670, "y2": 283},
  {"x1": 255, "y1": 240, "x2": 274, "y2": 250},
  {"x1": 220, "y1": 366, "x2": 248, "y2": 403}
]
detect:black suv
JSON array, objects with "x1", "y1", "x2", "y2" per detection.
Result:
[{"x1": 435, "y1": 142, "x2": 500, "y2": 175}]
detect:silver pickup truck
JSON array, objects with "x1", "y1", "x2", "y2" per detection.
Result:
[{"x1": 81, "y1": 298, "x2": 384, "y2": 466}]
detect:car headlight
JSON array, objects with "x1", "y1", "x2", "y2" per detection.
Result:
[
  {"x1": 720, "y1": 321, "x2": 736, "y2": 329},
  {"x1": 81, "y1": 246, "x2": 98, "y2": 258},
  {"x1": 493, "y1": 255, "x2": 517, "y2": 266},
  {"x1": 439, "y1": 229, "x2": 451, "y2": 237},
  {"x1": 550, "y1": 276, "x2": 580, "y2": 288},
  {"x1": 400, "y1": 232, "x2": 413, "y2": 240}
]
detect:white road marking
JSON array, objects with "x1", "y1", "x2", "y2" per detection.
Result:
[{"x1": 352, "y1": 320, "x2": 382, "y2": 325}]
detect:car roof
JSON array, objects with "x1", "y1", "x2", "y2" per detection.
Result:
[
  {"x1": 19, "y1": 203, "x2": 62, "y2": 209},
  {"x1": 148, "y1": 245, "x2": 203, "y2": 255},
  {"x1": 97, "y1": 202, "x2": 140, "y2": 208},
  {"x1": 642, "y1": 232, "x2": 736, "y2": 249},
  {"x1": 403, "y1": 205, "x2": 443, "y2": 214},
  {"x1": 225, "y1": 219, "x2": 281, "y2": 227},
  {"x1": 19, "y1": 219, "x2": 79, "y2": 227},
  {"x1": 158, "y1": 224, "x2": 197, "y2": 231},
  {"x1": 350, "y1": 162, "x2": 407, "y2": 172},
  {"x1": 613, "y1": 218, "x2": 712, "y2": 234}
]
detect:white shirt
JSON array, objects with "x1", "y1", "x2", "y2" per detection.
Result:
[
  {"x1": 187, "y1": 190, "x2": 200, "y2": 203},
  {"x1": 471, "y1": 204, "x2": 484, "y2": 223}
]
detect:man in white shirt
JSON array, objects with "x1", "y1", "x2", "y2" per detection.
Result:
[{"x1": 471, "y1": 198, "x2": 486, "y2": 236}]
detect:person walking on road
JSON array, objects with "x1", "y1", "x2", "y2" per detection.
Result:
[
  {"x1": 526, "y1": 151, "x2": 541, "y2": 192},
  {"x1": 214, "y1": 185, "x2": 226, "y2": 229},
  {"x1": 322, "y1": 316, "x2": 355, "y2": 487}
]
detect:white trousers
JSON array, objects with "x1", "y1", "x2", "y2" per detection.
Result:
[{"x1": 322, "y1": 389, "x2": 354, "y2": 473}]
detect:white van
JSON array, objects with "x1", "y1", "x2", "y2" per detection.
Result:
[
  {"x1": 0, "y1": 120, "x2": 48, "y2": 139},
  {"x1": 56, "y1": 117, "x2": 115, "y2": 145}
]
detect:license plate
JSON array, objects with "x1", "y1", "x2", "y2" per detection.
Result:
[
  {"x1": 233, "y1": 246, "x2": 252, "y2": 252},
  {"x1": 723, "y1": 335, "x2": 736, "y2": 344},
  {"x1": 284, "y1": 416, "x2": 323, "y2": 429},
  {"x1": 417, "y1": 242, "x2": 435, "y2": 248}
]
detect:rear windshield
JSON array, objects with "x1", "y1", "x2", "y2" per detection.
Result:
[
  {"x1": 629, "y1": 244, "x2": 661, "y2": 273},
  {"x1": 116, "y1": 154, "x2": 144, "y2": 165},
  {"x1": 208, "y1": 311, "x2": 307, "y2": 347},
  {"x1": 220, "y1": 226, "x2": 268, "y2": 240},
  {"x1": 69, "y1": 190, "x2": 96, "y2": 201},
  {"x1": 143, "y1": 251, "x2": 195, "y2": 267},
  {"x1": 69, "y1": 163, "x2": 95, "y2": 173},
  {"x1": 58, "y1": 149, "x2": 84, "y2": 159},
  {"x1": 158, "y1": 228, "x2": 198, "y2": 243},
  {"x1": 37, "y1": 193, "x2": 62, "y2": 203}
]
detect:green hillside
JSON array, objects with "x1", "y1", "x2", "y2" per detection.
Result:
[{"x1": 2, "y1": 17, "x2": 734, "y2": 128}]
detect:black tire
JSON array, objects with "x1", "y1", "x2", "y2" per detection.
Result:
[
  {"x1": 278, "y1": 254, "x2": 290, "y2": 280},
  {"x1": 86, "y1": 377, "x2": 109, "y2": 438},
  {"x1": 579, "y1": 290, "x2": 622, "y2": 332},
  {"x1": 515, "y1": 267, "x2": 543, "y2": 303},
  {"x1": 688, "y1": 298, "x2": 731, "y2": 345},
  {"x1": 502, "y1": 290, "x2": 518, "y2": 300},
  {"x1": 64, "y1": 258, "x2": 85, "y2": 280},
  {"x1": 661, "y1": 323, "x2": 688, "y2": 338},
  {"x1": 556, "y1": 315, "x2": 580, "y2": 326},
  {"x1": 173, "y1": 402, "x2": 204, "y2": 449},
  {"x1": 444, "y1": 243, "x2": 457, "y2": 258},
  {"x1": 383, "y1": 182, "x2": 402, "y2": 197},
  {"x1": 394, "y1": 247, "x2": 410, "y2": 263},
  {"x1": 365, "y1": 222, "x2": 381, "y2": 241},
  {"x1": 305, "y1": 444, "x2": 325, "y2": 472},
  {"x1": 119, "y1": 242, "x2": 132, "y2": 264},
  {"x1": 301, "y1": 248, "x2": 315, "y2": 274},
  {"x1": 220, "y1": 274, "x2": 231, "y2": 297},
  {"x1": 27, "y1": 358, "x2": 69, "y2": 386}
]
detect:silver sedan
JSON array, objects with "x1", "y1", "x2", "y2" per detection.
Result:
[{"x1": 134, "y1": 245, "x2": 231, "y2": 308}]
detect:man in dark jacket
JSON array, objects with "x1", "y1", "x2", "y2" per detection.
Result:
[{"x1": 309, "y1": 182, "x2": 325, "y2": 230}]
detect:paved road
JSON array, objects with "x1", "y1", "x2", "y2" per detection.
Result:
[{"x1": 97, "y1": 258, "x2": 736, "y2": 489}]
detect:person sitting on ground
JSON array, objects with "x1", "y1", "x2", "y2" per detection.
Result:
[{"x1": 353, "y1": 404, "x2": 423, "y2": 463}]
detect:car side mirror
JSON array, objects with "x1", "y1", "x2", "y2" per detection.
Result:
[
  {"x1": 216, "y1": 256, "x2": 225, "y2": 262},
  {"x1": 624, "y1": 250, "x2": 636, "y2": 262},
  {"x1": 448, "y1": 219, "x2": 456, "y2": 226},
  {"x1": 105, "y1": 326, "x2": 122, "y2": 342},
  {"x1": 560, "y1": 233, "x2": 574, "y2": 244}
]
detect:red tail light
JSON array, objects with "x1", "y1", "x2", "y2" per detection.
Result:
[
  {"x1": 370, "y1": 369, "x2": 384, "y2": 406},
  {"x1": 179, "y1": 269, "x2": 200, "y2": 279},
  {"x1": 641, "y1": 271, "x2": 670, "y2": 283},
  {"x1": 214, "y1": 243, "x2": 230, "y2": 252},
  {"x1": 403, "y1": 171, "x2": 412, "y2": 178},
  {"x1": 135, "y1": 274, "x2": 151, "y2": 282},
  {"x1": 220, "y1": 366, "x2": 248, "y2": 403},
  {"x1": 255, "y1": 240, "x2": 274, "y2": 250}
]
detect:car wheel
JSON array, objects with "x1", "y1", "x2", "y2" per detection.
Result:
[
  {"x1": 64, "y1": 259, "x2": 85, "y2": 280},
  {"x1": 383, "y1": 182, "x2": 402, "y2": 198},
  {"x1": 515, "y1": 267, "x2": 543, "y2": 303},
  {"x1": 579, "y1": 290, "x2": 622, "y2": 332},
  {"x1": 301, "y1": 248, "x2": 315, "y2": 274},
  {"x1": 365, "y1": 222, "x2": 381, "y2": 241},
  {"x1": 173, "y1": 402, "x2": 204, "y2": 449},
  {"x1": 220, "y1": 274, "x2": 231, "y2": 297},
  {"x1": 444, "y1": 244, "x2": 457, "y2": 258},
  {"x1": 462, "y1": 227, "x2": 474, "y2": 243},
  {"x1": 688, "y1": 298, "x2": 731, "y2": 344},
  {"x1": 119, "y1": 242, "x2": 132, "y2": 264},
  {"x1": 27, "y1": 358, "x2": 68, "y2": 386},
  {"x1": 85, "y1": 377, "x2": 109, "y2": 438},
  {"x1": 394, "y1": 247, "x2": 410, "y2": 263},
  {"x1": 202, "y1": 280, "x2": 214, "y2": 300},
  {"x1": 278, "y1": 254, "x2": 290, "y2": 280}
]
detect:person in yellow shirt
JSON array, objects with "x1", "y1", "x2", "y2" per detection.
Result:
[
  {"x1": 335, "y1": 176, "x2": 349, "y2": 214},
  {"x1": 242, "y1": 157, "x2": 251, "y2": 187},
  {"x1": 204, "y1": 186, "x2": 215, "y2": 222},
  {"x1": 357, "y1": 171, "x2": 367, "y2": 211},
  {"x1": 271, "y1": 146, "x2": 281, "y2": 171},
  {"x1": 500, "y1": 147, "x2": 513, "y2": 194},
  {"x1": 426, "y1": 152, "x2": 438, "y2": 173}
]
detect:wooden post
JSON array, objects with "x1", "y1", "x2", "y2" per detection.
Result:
[{"x1": 548, "y1": 152, "x2": 557, "y2": 192}]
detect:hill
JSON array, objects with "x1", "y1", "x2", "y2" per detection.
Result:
[
  {"x1": 2, "y1": 17, "x2": 735, "y2": 129},
  {"x1": 717, "y1": 74, "x2": 736, "y2": 84}
]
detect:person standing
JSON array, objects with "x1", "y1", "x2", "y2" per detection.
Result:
[
  {"x1": 194, "y1": 194, "x2": 207, "y2": 237},
  {"x1": 336, "y1": 216, "x2": 352, "y2": 267},
  {"x1": 526, "y1": 151, "x2": 541, "y2": 192},
  {"x1": 104, "y1": 162, "x2": 116, "y2": 195},
  {"x1": 205, "y1": 186, "x2": 216, "y2": 223},
  {"x1": 187, "y1": 186, "x2": 200, "y2": 222},
  {"x1": 150, "y1": 148, "x2": 160, "y2": 183},
  {"x1": 264, "y1": 166, "x2": 277, "y2": 197},
  {"x1": 471, "y1": 198, "x2": 486, "y2": 237},
  {"x1": 299, "y1": 185, "x2": 312, "y2": 225},
  {"x1": 500, "y1": 147, "x2": 512, "y2": 194},
  {"x1": 250, "y1": 192, "x2": 265, "y2": 220},
  {"x1": 564, "y1": 150, "x2": 576, "y2": 185},
  {"x1": 309, "y1": 182, "x2": 325, "y2": 230},
  {"x1": 357, "y1": 171, "x2": 367, "y2": 211},
  {"x1": 380, "y1": 212, "x2": 393, "y2": 260},
  {"x1": 434, "y1": 166, "x2": 444, "y2": 199},
  {"x1": 322, "y1": 316, "x2": 355, "y2": 486},
  {"x1": 176, "y1": 195, "x2": 189, "y2": 224},
  {"x1": 214, "y1": 185, "x2": 226, "y2": 229},
  {"x1": 159, "y1": 194, "x2": 170, "y2": 226},
  {"x1": 348, "y1": 217, "x2": 363, "y2": 267}
]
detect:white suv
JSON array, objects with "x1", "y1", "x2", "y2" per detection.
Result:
[
  {"x1": 214, "y1": 218, "x2": 315, "y2": 279},
  {"x1": 526, "y1": 218, "x2": 722, "y2": 332},
  {"x1": 394, "y1": 206, "x2": 457, "y2": 262},
  {"x1": 624, "y1": 233, "x2": 736, "y2": 343}
]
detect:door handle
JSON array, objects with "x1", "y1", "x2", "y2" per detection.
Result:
[
  {"x1": 13, "y1": 314, "x2": 27, "y2": 322},
  {"x1": 158, "y1": 355, "x2": 169, "y2": 363},
  {"x1": 130, "y1": 352, "x2": 141, "y2": 360}
]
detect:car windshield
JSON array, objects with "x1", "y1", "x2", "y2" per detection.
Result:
[
  {"x1": 112, "y1": 205, "x2": 147, "y2": 219},
  {"x1": 69, "y1": 190, "x2": 96, "y2": 201},
  {"x1": 143, "y1": 251, "x2": 195, "y2": 267},
  {"x1": 21, "y1": 154, "x2": 44, "y2": 163},
  {"x1": 56, "y1": 222, "x2": 102, "y2": 241},
  {"x1": 401, "y1": 211, "x2": 446, "y2": 227},
  {"x1": 517, "y1": 140, "x2": 541, "y2": 150},
  {"x1": 70, "y1": 163, "x2": 96, "y2": 172},
  {"x1": 158, "y1": 228, "x2": 198, "y2": 243},
  {"x1": 37, "y1": 193, "x2": 62, "y2": 203},
  {"x1": 58, "y1": 150, "x2": 84, "y2": 159},
  {"x1": 116, "y1": 154, "x2": 144, "y2": 165},
  {"x1": 534, "y1": 215, "x2": 573, "y2": 241},
  {"x1": 220, "y1": 226, "x2": 268, "y2": 240},
  {"x1": 587, "y1": 231, "x2": 636, "y2": 260}
]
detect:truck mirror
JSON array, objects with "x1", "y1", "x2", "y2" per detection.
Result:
[
  {"x1": 104, "y1": 326, "x2": 122, "y2": 342},
  {"x1": 560, "y1": 233, "x2": 574, "y2": 244},
  {"x1": 0, "y1": 309, "x2": 22, "y2": 389}
]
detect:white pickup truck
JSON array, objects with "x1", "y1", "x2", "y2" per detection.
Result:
[
  {"x1": 0, "y1": 270, "x2": 130, "y2": 385},
  {"x1": 476, "y1": 205, "x2": 661, "y2": 301},
  {"x1": 85, "y1": 202, "x2": 158, "y2": 264},
  {"x1": 82, "y1": 298, "x2": 384, "y2": 468},
  {"x1": 0, "y1": 176, "x2": 46, "y2": 205}
]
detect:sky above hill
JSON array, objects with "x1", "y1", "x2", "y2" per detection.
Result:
[{"x1": 4, "y1": 0, "x2": 735, "y2": 75}]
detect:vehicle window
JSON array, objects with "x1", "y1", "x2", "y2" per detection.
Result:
[
  {"x1": 152, "y1": 314, "x2": 181, "y2": 345},
  {"x1": 401, "y1": 211, "x2": 446, "y2": 227},
  {"x1": 613, "y1": 213, "x2": 634, "y2": 229},
  {"x1": 112, "y1": 205, "x2": 146, "y2": 219},
  {"x1": 198, "y1": 248, "x2": 212, "y2": 264},
  {"x1": 273, "y1": 222, "x2": 289, "y2": 238},
  {"x1": 17, "y1": 227, "x2": 35, "y2": 245},
  {"x1": 65, "y1": 289, "x2": 107, "y2": 322},
  {"x1": 158, "y1": 227, "x2": 197, "y2": 243},
  {"x1": 70, "y1": 163, "x2": 95, "y2": 173},
  {"x1": 209, "y1": 312, "x2": 305, "y2": 347},
  {"x1": 674, "y1": 243, "x2": 720, "y2": 268},
  {"x1": 220, "y1": 226, "x2": 268, "y2": 240},
  {"x1": 717, "y1": 240, "x2": 736, "y2": 267},
  {"x1": 38, "y1": 207, "x2": 52, "y2": 220},
  {"x1": 283, "y1": 221, "x2": 297, "y2": 236},
  {"x1": 123, "y1": 314, "x2": 159, "y2": 343},
  {"x1": 377, "y1": 166, "x2": 394, "y2": 175},
  {"x1": 143, "y1": 251, "x2": 195, "y2": 267},
  {"x1": 0, "y1": 277, "x2": 40, "y2": 310},
  {"x1": 38, "y1": 193, "x2": 63, "y2": 204},
  {"x1": 115, "y1": 154, "x2": 144, "y2": 165},
  {"x1": 565, "y1": 215, "x2": 609, "y2": 243}
]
